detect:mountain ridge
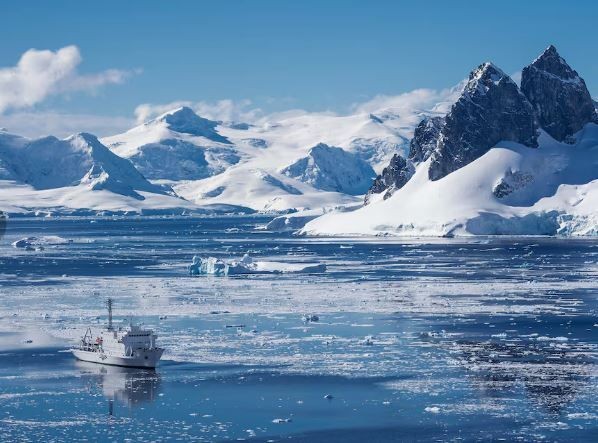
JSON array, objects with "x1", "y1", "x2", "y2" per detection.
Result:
[{"x1": 304, "y1": 45, "x2": 598, "y2": 237}]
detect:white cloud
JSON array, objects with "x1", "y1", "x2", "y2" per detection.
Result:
[
  {"x1": 131, "y1": 80, "x2": 466, "y2": 134},
  {"x1": 351, "y1": 82, "x2": 465, "y2": 116},
  {"x1": 0, "y1": 45, "x2": 138, "y2": 113},
  {"x1": 134, "y1": 99, "x2": 263, "y2": 124}
]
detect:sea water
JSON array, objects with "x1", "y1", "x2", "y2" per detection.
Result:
[{"x1": 0, "y1": 216, "x2": 596, "y2": 441}]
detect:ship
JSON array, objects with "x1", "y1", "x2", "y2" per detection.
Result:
[{"x1": 72, "y1": 299, "x2": 164, "y2": 368}]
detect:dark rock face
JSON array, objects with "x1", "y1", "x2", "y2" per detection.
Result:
[
  {"x1": 521, "y1": 45, "x2": 598, "y2": 142},
  {"x1": 364, "y1": 116, "x2": 443, "y2": 204},
  {"x1": 492, "y1": 170, "x2": 534, "y2": 199},
  {"x1": 408, "y1": 116, "x2": 444, "y2": 163},
  {"x1": 365, "y1": 45, "x2": 595, "y2": 206},
  {"x1": 428, "y1": 63, "x2": 539, "y2": 181},
  {"x1": 364, "y1": 153, "x2": 413, "y2": 204}
]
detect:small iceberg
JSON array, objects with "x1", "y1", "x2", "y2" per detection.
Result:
[
  {"x1": 12, "y1": 236, "x2": 71, "y2": 251},
  {"x1": 188, "y1": 253, "x2": 326, "y2": 276},
  {"x1": 188, "y1": 256, "x2": 227, "y2": 276}
]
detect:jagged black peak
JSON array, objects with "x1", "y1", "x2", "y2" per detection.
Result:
[
  {"x1": 527, "y1": 44, "x2": 579, "y2": 80},
  {"x1": 464, "y1": 62, "x2": 517, "y2": 93},
  {"x1": 427, "y1": 59, "x2": 538, "y2": 181},
  {"x1": 521, "y1": 45, "x2": 597, "y2": 142},
  {"x1": 364, "y1": 153, "x2": 413, "y2": 205},
  {"x1": 408, "y1": 116, "x2": 444, "y2": 163}
]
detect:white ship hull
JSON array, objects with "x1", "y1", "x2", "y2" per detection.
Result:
[{"x1": 72, "y1": 348, "x2": 164, "y2": 369}]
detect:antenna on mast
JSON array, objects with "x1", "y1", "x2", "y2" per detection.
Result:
[{"x1": 107, "y1": 298, "x2": 113, "y2": 331}]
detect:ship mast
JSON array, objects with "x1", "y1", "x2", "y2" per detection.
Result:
[{"x1": 107, "y1": 298, "x2": 113, "y2": 331}]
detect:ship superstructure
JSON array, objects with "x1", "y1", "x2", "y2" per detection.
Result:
[{"x1": 72, "y1": 299, "x2": 164, "y2": 368}]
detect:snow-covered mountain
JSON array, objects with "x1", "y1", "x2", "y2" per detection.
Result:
[
  {"x1": 303, "y1": 45, "x2": 598, "y2": 237},
  {"x1": 280, "y1": 143, "x2": 376, "y2": 195},
  {"x1": 101, "y1": 101, "x2": 452, "y2": 212},
  {"x1": 1, "y1": 98, "x2": 446, "y2": 214},
  {"x1": 2, "y1": 43, "x2": 595, "y2": 235},
  {"x1": 103, "y1": 107, "x2": 241, "y2": 181},
  {"x1": 0, "y1": 130, "x2": 194, "y2": 214}
]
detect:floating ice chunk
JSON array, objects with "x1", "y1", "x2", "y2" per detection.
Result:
[
  {"x1": 536, "y1": 335, "x2": 568, "y2": 342},
  {"x1": 12, "y1": 236, "x2": 70, "y2": 250},
  {"x1": 188, "y1": 253, "x2": 326, "y2": 276},
  {"x1": 188, "y1": 255, "x2": 227, "y2": 276},
  {"x1": 419, "y1": 330, "x2": 446, "y2": 339}
]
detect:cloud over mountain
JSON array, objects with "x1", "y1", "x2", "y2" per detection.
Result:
[{"x1": 0, "y1": 45, "x2": 138, "y2": 113}]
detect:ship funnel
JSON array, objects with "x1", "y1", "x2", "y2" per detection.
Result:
[{"x1": 107, "y1": 298, "x2": 113, "y2": 331}]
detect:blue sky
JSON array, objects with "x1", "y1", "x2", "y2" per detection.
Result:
[{"x1": 1, "y1": 0, "x2": 597, "y2": 136}]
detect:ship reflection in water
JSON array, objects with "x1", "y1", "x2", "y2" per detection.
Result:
[{"x1": 76, "y1": 361, "x2": 161, "y2": 416}]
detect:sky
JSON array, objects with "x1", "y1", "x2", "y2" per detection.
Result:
[{"x1": 1, "y1": 0, "x2": 597, "y2": 137}]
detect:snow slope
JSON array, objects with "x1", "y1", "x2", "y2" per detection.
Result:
[
  {"x1": 280, "y1": 143, "x2": 376, "y2": 195},
  {"x1": 0, "y1": 131, "x2": 169, "y2": 197},
  {"x1": 0, "y1": 180, "x2": 198, "y2": 215},
  {"x1": 103, "y1": 107, "x2": 241, "y2": 181},
  {"x1": 302, "y1": 125, "x2": 598, "y2": 237},
  {"x1": 0, "y1": 130, "x2": 195, "y2": 214}
]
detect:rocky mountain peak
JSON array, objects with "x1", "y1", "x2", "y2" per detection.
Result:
[
  {"x1": 521, "y1": 45, "x2": 597, "y2": 142},
  {"x1": 364, "y1": 153, "x2": 413, "y2": 204},
  {"x1": 530, "y1": 45, "x2": 578, "y2": 80},
  {"x1": 408, "y1": 116, "x2": 444, "y2": 163},
  {"x1": 428, "y1": 62, "x2": 538, "y2": 181},
  {"x1": 364, "y1": 115, "x2": 443, "y2": 204},
  {"x1": 464, "y1": 62, "x2": 516, "y2": 97}
]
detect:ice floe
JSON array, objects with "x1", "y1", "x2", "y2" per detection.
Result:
[
  {"x1": 11, "y1": 235, "x2": 71, "y2": 251},
  {"x1": 188, "y1": 253, "x2": 326, "y2": 276}
]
